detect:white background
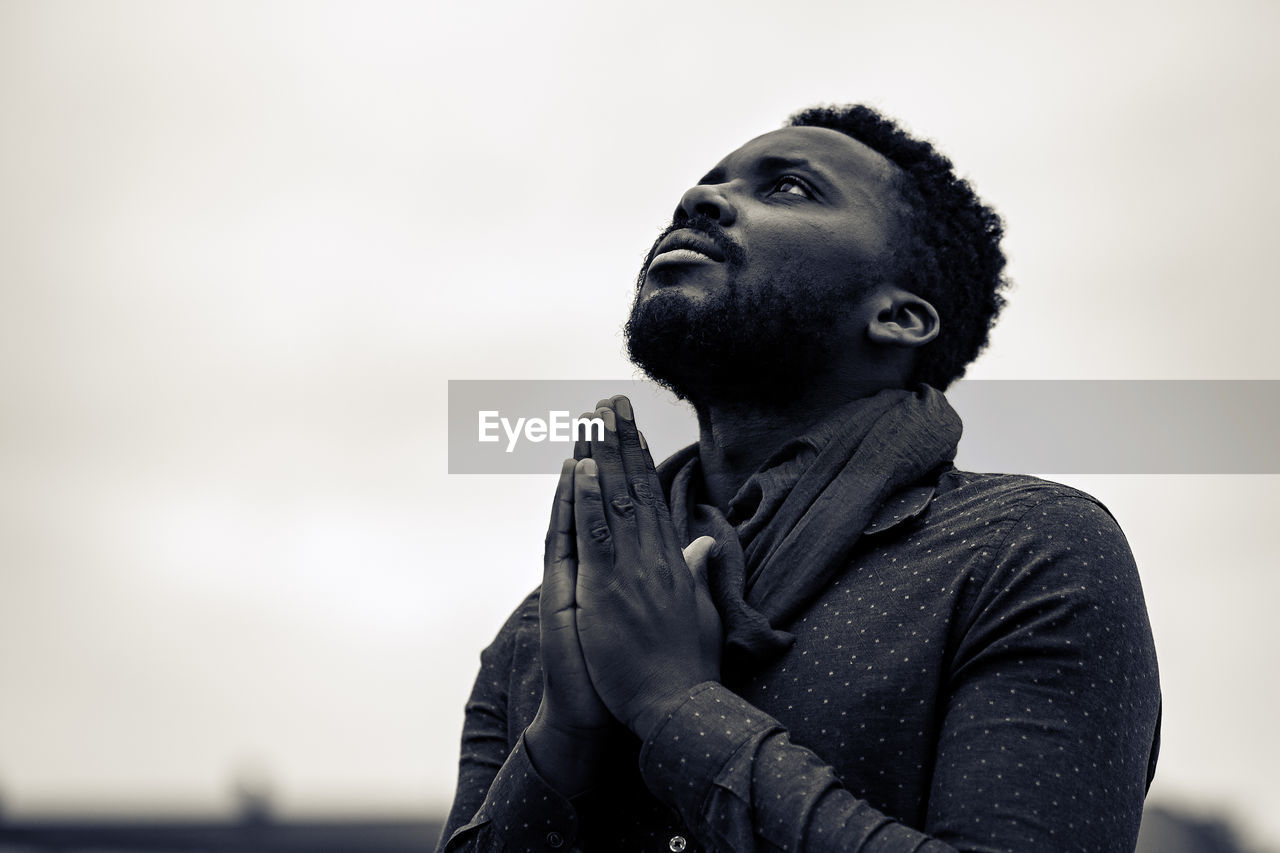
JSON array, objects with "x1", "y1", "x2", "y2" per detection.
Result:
[{"x1": 2, "y1": 0, "x2": 1278, "y2": 846}]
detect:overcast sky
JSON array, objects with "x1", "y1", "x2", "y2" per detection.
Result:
[{"x1": 2, "y1": 0, "x2": 1279, "y2": 846}]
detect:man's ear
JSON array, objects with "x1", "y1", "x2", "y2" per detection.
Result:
[{"x1": 866, "y1": 288, "x2": 939, "y2": 349}]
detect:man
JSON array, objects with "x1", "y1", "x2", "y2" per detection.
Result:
[{"x1": 438, "y1": 105, "x2": 1161, "y2": 852}]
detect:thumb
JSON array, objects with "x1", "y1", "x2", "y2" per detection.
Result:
[{"x1": 681, "y1": 536, "x2": 717, "y2": 587}]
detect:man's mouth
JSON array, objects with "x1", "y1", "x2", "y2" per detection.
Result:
[{"x1": 647, "y1": 230, "x2": 727, "y2": 272}]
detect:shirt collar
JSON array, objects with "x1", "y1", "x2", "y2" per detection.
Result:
[
  {"x1": 862, "y1": 484, "x2": 936, "y2": 536},
  {"x1": 725, "y1": 430, "x2": 938, "y2": 540}
]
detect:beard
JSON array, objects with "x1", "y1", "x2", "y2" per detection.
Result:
[{"x1": 625, "y1": 219, "x2": 880, "y2": 409}]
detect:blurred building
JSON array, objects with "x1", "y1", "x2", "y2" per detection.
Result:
[
  {"x1": 0, "y1": 802, "x2": 1269, "y2": 852},
  {"x1": 1137, "y1": 804, "x2": 1266, "y2": 853}
]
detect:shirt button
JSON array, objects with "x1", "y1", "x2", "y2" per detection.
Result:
[
  {"x1": 669, "y1": 835, "x2": 687, "y2": 852},
  {"x1": 546, "y1": 830, "x2": 564, "y2": 848}
]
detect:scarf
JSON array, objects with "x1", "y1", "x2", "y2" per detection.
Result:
[{"x1": 657, "y1": 386, "x2": 962, "y2": 682}]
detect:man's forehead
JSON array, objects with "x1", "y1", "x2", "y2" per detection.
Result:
[{"x1": 701, "y1": 125, "x2": 899, "y2": 186}]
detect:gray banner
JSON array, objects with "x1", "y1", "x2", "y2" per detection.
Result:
[{"x1": 447, "y1": 380, "x2": 1280, "y2": 475}]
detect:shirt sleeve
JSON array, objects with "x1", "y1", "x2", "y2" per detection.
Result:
[
  {"x1": 436, "y1": 592, "x2": 583, "y2": 853},
  {"x1": 637, "y1": 494, "x2": 1161, "y2": 853}
]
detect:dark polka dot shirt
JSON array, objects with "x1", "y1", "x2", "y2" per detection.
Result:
[{"x1": 437, "y1": 470, "x2": 1161, "y2": 852}]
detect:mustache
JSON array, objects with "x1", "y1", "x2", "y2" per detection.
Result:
[{"x1": 637, "y1": 214, "x2": 746, "y2": 289}]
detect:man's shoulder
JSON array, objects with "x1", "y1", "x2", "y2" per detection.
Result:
[
  {"x1": 918, "y1": 469, "x2": 1136, "y2": 577},
  {"x1": 891, "y1": 468, "x2": 1134, "y2": 563},
  {"x1": 864, "y1": 469, "x2": 1122, "y2": 543},
  {"x1": 931, "y1": 468, "x2": 1118, "y2": 525}
]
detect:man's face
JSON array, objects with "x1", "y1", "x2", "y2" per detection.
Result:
[{"x1": 625, "y1": 125, "x2": 904, "y2": 407}]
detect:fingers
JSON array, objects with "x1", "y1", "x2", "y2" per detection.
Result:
[
  {"x1": 542, "y1": 458, "x2": 580, "y2": 617},
  {"x1": 681, "y1": 536, "x2": 717, "y2": 585},
  {"x1": 573, "y1": 457, "x2": 614, "y2": 591},
  {"x1": 546, "y1": 458, "x2": 577, "y2": 561},
  {"x1": 592, "y1": 395, "x2": 656, "y2": 509},
  {"x1": 573, "y1": 410, "x2": 595, "y2": 461},
  {"x1": 588, "y1": 403, "x2": 640, "y2": 547},
  {"x1": 632, "y1": 417, "x2": 674, "y2": 527},
  {"x1": 614, "y1": 396, "x2": 677, "y2": 538},
  {"x1": 591, "y1": 395, "x2": 671, "y2": 554},
  {"x1": 608, "y1": 397, "x2": 653, "y2": 507}
]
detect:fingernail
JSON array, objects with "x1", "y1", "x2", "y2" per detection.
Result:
[
  {"x1": 615, "y1": 397, "x2": 633, "y2": 420},
  {"x1": 638, "y1": 431, "x2": 647, "y2": 450},
  {"x1": 601, "y1": 409, "x2": 616, "y2": 432},
  {"x1": 580, "y1": 457, "x2": 597, "y2": 475}
]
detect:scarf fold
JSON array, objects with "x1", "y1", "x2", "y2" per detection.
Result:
[{"x1": 657, "y1": 386, "x2": 962, "y2": 682}]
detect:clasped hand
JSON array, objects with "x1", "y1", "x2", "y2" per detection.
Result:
[{"x1": 538, "y1": 395, "x2": 721, "y2": 750}]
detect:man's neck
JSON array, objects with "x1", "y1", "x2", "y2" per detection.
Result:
[{"x1": 693, "y1": 378, "x2": 900, "y2": 513}]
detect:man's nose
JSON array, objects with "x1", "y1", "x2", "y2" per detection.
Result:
[{"x1": 675, "y1": 183, "x2": 737, "y2": 226}]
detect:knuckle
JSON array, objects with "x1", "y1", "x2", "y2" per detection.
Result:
[
  {"x1": 588, "y1": 524, "x2": 612, "y2": 545},
  {"x1": 631, "y1": 481, "x2": 655, "y2": 506},
  {"x1": 609, "y1": 496, "x2": 635, "y2": 517}
]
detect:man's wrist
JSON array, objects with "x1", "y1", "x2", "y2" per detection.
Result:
[
  {"x1": 629, "y1": 682, "x2": 708, "y2": 744},
  {"x1": 525, "y1": 715, "x2": 611, "y2": 799}
]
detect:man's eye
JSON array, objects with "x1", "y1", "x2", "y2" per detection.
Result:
[{"x1": 772, "y1": 176, "x2": 813, "y2": 198}]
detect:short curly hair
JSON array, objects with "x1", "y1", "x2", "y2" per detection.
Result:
[{"x1": 789, "y1": 105, "x2": 1009, "y2": 390}]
